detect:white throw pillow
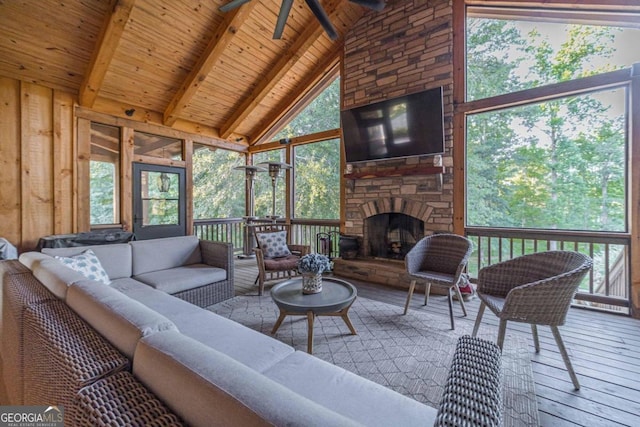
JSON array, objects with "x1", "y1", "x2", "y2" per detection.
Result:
[
  {"x1": 256, "y1": 231, "x2": 291, "y2": 258},
  {"x1": 55, "y1": 249, "x2": 111, "y2": 285}
]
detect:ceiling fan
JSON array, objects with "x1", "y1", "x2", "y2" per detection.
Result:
[{"x1": 219, "y1": 0, "x2": 385, "y2": 40}]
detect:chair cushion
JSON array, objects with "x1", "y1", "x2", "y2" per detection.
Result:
[
  {"x1": 53, "y1": 249, "x2": 111, "y2": 285},
  {"x1": 263, "y1": 254, "x2": 299, "y2": 271},
  {"x1": 412, "y1": 270, "x2": 455, "y2": 286},
  {"x1": 256, "y1": 231, "x2": 291, "y2": 258},
  {"x1": 133, "y1": 264, "x2": 226, "y2": 295}
]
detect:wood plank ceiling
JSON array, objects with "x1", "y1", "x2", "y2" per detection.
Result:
[{"x1": 0, "y1": 0, "x2": 366, "y2": 147}]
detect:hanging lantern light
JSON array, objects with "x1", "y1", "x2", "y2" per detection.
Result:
[{"x1": 157, "y1": 172, "x2": 171, "y2": 193}]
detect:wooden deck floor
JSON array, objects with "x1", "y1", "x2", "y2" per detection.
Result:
[{"x1": 233, "y1": 258, "x2": 640, "y2": 427}]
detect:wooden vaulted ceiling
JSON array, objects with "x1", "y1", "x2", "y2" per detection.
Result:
[{"x1": 0, "y1": 0, "x2": 367, "y2": 147}]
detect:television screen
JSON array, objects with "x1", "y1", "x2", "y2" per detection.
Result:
[{"x1": 341, "y1": 87, "x2": 445, "y2": 163}]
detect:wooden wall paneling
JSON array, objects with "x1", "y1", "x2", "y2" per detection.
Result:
[
  {"x1": 53, "y1": 91, "x2": 75, "y2": 235},
  {"x1": 76, "y1": 117, "x2": 92, "y2": 232},
  {"x1": 120, "y1": 127, "x2": 134, "y2": 232},
  {"x1": 20, "y1": 83, "x2": 54, "y2": 250},
  {"x1": 184, "y1": 139, "x2": 193, "y2": 236},
  {"x1": 0, "y1": 77, "x2": 21, "y2": 249}
]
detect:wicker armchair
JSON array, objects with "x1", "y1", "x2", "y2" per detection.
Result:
[
  {"x1": 403, "y1": 234, "x2": 474, "y2": 330},
  {"x1": 472, "y1": 250, "x2": 593, "y2": 390},
  {"x1": 253, "y1": 224, "x2": 311, "y2": 296}
]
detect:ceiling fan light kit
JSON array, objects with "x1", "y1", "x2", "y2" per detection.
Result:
[{"x1": 219, "y1": 0, "x2": 386, "y2": 40}]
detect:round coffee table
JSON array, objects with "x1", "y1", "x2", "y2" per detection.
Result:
[{"x1": 270, "y1": 277, "x2": 357, "y2": 354}]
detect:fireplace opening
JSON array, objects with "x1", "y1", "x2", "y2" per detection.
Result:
[{"x1": 365, "y1": 213, "x2": 424, "y2": 260}]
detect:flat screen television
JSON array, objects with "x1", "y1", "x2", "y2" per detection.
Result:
[{"x1": 341, "y1": 86, "x2": 445, "y2": 163}]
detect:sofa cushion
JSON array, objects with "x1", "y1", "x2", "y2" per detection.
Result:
[
  {"x1": 130, "y1": 236, "x2": 202, "y2": 276},
  {"x1": 18, "y1": 251, "x2": 52, "y2": 270},
  {"x1": 66, "y1": 280, "x2": 178, "y2": 359},
  {"x1": 43, "y1": 244, "x2": 132, "y2": 280},
  {"x1": 263, "y1": 351, "x2": 438, "y2": 427},
  {"x1": 134, "y1": 331, "x2": 361, "y2": 427},
  {"x1": 53, "y1": 249, "x2": 111, "y2": 284},
  {"x1": 113, "y1": 283, "x2": 294, "y2": 372},
  {"x1": 30, "y1": 258, "x2": 87, "y2": 299},
  {"x1": 256, "y1": 231, "x2": 291, "y2": 258},
  {"x1": 133, "y1": 264, "x2": 226, "y2": 294}
]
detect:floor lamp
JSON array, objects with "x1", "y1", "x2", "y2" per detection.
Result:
[
  {"x1": 234, "y1": 165, "x2": 266, "y2": 257},
  {"x1": 257, "y1": 161, "x2": 292, "y2": 221}
]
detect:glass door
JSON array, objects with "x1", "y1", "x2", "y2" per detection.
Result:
[{"x1": 132, "y1": 163, "x2": 186, "y2": 240}]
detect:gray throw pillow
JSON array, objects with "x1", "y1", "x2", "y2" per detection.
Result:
[{"x1": 256, "y1": 231, "x2": 291, "y2": 258}]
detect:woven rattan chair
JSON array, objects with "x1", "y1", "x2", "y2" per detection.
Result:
[
  {"x1": 403, "y1": 234, "x2": 474, "y2": 330},
  {"x1": 253, "y1": 224, "x2": 310, "y2": 296},
  {"x1": 472, "y1": 250, "x2": 593, "y2": 390}
]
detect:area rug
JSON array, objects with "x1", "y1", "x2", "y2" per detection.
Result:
[{"x1": 209, "y1": 295, "x2": 539, "y2": 427}]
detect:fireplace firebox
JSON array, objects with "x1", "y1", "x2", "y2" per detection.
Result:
[{"x1": 364, "y1": 213, "x2": 424, "y2": 260}]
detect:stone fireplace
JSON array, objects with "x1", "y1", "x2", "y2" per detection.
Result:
[
  {"x1": 335, "y1": 0, "x2": 454, "y2": 290},
  {"x1": 333, "y1": 157, "x2": 453, "y2": 290}
]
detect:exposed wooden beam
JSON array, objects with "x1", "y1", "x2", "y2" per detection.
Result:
[
  {"x1": 219, "y1": 0, "x2": 346, "y2": 139},
  {"x1": 78, "y1": 0, "x2": 135, "y2": 107},
  {"x1": 163, "y1": 4, "x2": 256, "y2": 127},
  {"x1": 250, "y1": 46, "x2": 341, "y2": 145}
]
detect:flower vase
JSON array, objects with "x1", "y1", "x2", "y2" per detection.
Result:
[{"x1": 302, "y1": 272, "x2": 322, "y2": 294}]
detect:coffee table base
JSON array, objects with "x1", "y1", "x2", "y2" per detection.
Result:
[{"x1": 271, "y1": 305, "x2": 357, "y2": 354}]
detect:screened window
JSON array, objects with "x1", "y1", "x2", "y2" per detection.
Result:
[
  {"x1": 253, "y1": 150, "x2": 287, "y2": 218},
  {"x1": 466, "y1": 11, "x2": 640, "y2": 101},
  {"x1": 192, "y1": 144, "x2": 245, "y2": 219},
  {"x1": 134, "y1": 132, "x2": 183, "y2": 160},
  {"x1": 466, "y1": 87, "x2": 627, "y2": 232},
  {"x1": 274, "y1": 78, "x2": 340, "y2": 139},
  {"x1": 90, "y1": 123, "x2": 120, "y2": 225},
  {"x1": 465, "y1": 11, "x2": 632, "y2": 232},
  {"x1": 294, "y1": 139, "x2": 340, "y2": 219}
]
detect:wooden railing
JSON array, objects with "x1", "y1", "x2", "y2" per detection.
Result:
[
  {"x1": 193, "y1": 219, "x2": 630, "y2": 313},
  {"x1": 466, "y1": 227, "x2": 630, "y2": 313},
  {"x1": 193, "y1": 218, "x2": 341, "y2": 257},
  {"x1": 193, "y1": 218, "x2": 245, "y2": 256}
]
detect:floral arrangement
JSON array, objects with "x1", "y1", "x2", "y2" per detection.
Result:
[{"x1": 297, "y1": 253, "x2": 331, "y2": 274}]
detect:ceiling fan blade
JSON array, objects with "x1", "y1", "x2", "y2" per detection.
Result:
[
  {"x1": 219, "y1": 0, "x2": 252, "y2": 13},
  {"x1": 273, "y1": 0, "x2": 294, "y2": 39},
  {"x1": 350, "y1": 0, "x2": 386, "y2": 12},
  {"x1": 304, "y1": 0, "x2": 338, "y2": 41}
]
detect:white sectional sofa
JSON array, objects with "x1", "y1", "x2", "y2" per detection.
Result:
[
  {"x1": 2, "y1": 235, "x2": 503, "y2": 426},
  {"x1": 27, "y1": 235, "x2": 234, "y2": 307}
]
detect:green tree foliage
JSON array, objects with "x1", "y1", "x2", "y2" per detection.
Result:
[
  {"x1": 253, "y1": 150, "x2": 287, "y2": 218},
  {"x1": 192, "y1": 146, "x2": 245, "y2": 219},
  {"x1": 466, "y1": 19, "x2": 627, "y2": 233},
  {"x1": 90, "y1": 161, "x2": 116, "y2": 224},
  {"x1": 294, "y1": 139, "x2": 340, "y2": 219},
  {"x1": 275, "y1": 79, "x2": 340, "y2": 139}
]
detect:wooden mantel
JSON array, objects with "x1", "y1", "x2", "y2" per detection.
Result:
[{"x1": 343, "y1": 165, "x2": 445, "y2": 180}]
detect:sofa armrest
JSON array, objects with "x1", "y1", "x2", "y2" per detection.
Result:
[
  {"x1": 199, "y1": 239, "x2": 233, "y2": 278},
  {"x1": 199, "y1": 240, "x2": 232, "y2": 268}
]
